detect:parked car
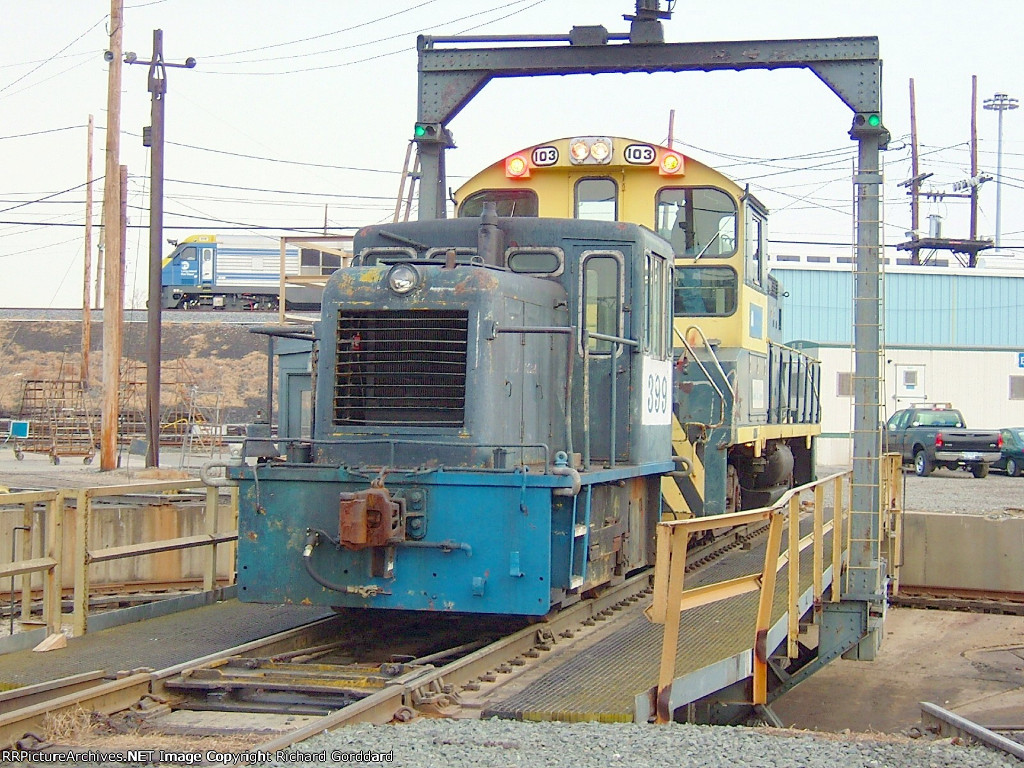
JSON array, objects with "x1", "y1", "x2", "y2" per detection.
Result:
[{"x1": 994, "y1": 427, "x2": 1024, "y2": 477}]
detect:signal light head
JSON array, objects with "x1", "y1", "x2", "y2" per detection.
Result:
[
  {"x1": 852, "y1": 112, "x2": 883, "y2": 131},
  {"x1": 414, "y1": 122, "x2": 440, "y2": 140}
]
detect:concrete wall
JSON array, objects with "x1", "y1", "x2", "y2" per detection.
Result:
[
  {"x1": 1, "y1": 499, "x2": 236, "y2": 591},
  {"x1": 900, "y1": 511, "x2": 1024, "y2": 592}
]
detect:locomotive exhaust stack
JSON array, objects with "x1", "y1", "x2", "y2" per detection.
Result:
[{"x1": 477, "y1": 201, "x2": 505, "y2": 267}]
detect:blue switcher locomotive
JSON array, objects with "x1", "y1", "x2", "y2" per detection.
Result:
[{"x1": 229, "y1": 210, "x2": 676, "y2": 615}]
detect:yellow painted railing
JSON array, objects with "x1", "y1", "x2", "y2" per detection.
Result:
[
  {"x1": 2, "y1": 480, "x2": 237, "y2": 640},
  {"x1": 647, "y1": 470, "x2": 851, "y2": 723},
  {"x1": 647, "y1": 453, "x2": 904, "y2": 724},
  {"x1": 0, "y1": 490, "x2": 64, "y2": 637}
]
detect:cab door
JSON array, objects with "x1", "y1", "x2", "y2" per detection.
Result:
[
  {"x1": 200, "y1": 246, "x2": 215, "y2": 287},
  {"x1": 577, "y1": 247, "x2": 631, "y2": 464}
]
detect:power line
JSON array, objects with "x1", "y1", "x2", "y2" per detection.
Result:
[
  {"x1": 0, "y1": 16, "x2": 106, "y2": 96},
  {"x1": 198, "y1": 1, "x2": 547, "y2": 75},
  {"x1": 199, "y1": 0, "x2": 440, "y2": 60}
]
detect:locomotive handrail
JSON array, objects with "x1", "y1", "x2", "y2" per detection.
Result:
[
  {"x1": 581, "y1": 329, "x2": 638, "y2": 470},
  {"x1": 681, "y1": 325, "x2": 735, "y2": 405},
  {"x1": 766, "y1": 340, "x2": 822, "y2": 426},
  {"x1": 672, "y1": 325, "x2": 728, "y2": 430},
  {"x1": 307, "y1": 438, "x2": 552, "y2": 474}
]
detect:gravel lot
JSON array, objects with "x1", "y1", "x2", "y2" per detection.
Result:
[
  {"x1": 895, "y1": 466, "x2": 1024, "y2": 515},
  {"x1": 820, "y1": 463, "x2": 1024, "y2": 516}
]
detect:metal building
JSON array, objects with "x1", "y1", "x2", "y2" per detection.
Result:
[{"x1": 772, "y1": 254, "x2": 1024, "y2": 464}]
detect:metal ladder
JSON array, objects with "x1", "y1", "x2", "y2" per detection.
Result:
[
  {"x1": 393, "y1": 142, "x2": 420, "y2": 223},
  {"x1": 845, "y1": 155, "x2": 888, "y2": 599}
]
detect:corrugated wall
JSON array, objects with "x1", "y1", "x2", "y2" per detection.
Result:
[{"x1": 776, "y1": 268, "x2": 1024, "y2": 348}]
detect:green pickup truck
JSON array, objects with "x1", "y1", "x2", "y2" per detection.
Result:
[{"x1": 883, "y1": 403, "x2": 1003, "y2": 477}]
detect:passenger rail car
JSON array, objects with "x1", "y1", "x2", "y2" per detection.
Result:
[
  {"x1": 455, "y1": 136, "x2": 822, "y2": 517},
  {"x1": 161, "y1": 234, "x2": 341, "y2": 310},
  {"x1": 231, "y1": 213, "x2": 676, "y2": 615}
]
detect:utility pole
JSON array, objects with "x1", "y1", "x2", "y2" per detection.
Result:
[
  {"x1": 126, "y1": 30, "x2": 195, "y2": 468},
  {"x1": 970, "y1": 77, "x2": 979, "y2": 241},
  {"x1": 983, "y1": 91, "x2": 1019, "y2": 250},
  {"x1": 82, "y1": 115, "x2": 94, "y2": 387},
  {"x1": 100, "y1": 0, "x2": 124, "y2": 471},
  {"x1": 908, "y1": 79, "x2": 920, "y2": 238}
]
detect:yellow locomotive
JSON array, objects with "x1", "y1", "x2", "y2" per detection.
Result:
[{"x1": 455, "y1": 136, "x2": 821, "y2": 517}]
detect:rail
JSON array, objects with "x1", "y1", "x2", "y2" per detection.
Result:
[
  {"x1": 647, "y1": 452, "x2": 904, "y2": 723},
  {"x1": 2, "y1": 480, "x2": 238, "y2": 641}
]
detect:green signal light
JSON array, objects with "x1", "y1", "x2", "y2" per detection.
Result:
[
  {"x1": 867, "y1": 113, "x2": 881, "y2": 127},
  {"x1": 414, "y1": 122, "x2": 439, "y2": 139}
]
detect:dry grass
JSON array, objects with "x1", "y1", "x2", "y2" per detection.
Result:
[{"x1": 39, "y1": 705, "x2": 271, "y2": 754}]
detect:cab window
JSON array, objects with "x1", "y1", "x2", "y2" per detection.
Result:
[
  {"x1": 575, "y1": 178, "x2": 617, "y2": 221},
  {"x1": 745, "y1": 205, "x2": 766, "y2": 287},
  {"x1": 459, "y1": 189, "x2": 538, "y2": 218},
  {"x1": 674, "y1": 266, "x2": 738, "y2": 317},
  {"x1": 645, "y1": 251, "x2": 670, "y2": 358},
  {"x1": 656, "y1": 187, "x2": 737, "y2": 258},
  {"x1": 580, "y1": 251, "x2": 623, "y2": 354}
]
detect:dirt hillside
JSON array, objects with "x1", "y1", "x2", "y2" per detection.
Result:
[{"x1": 0, "y1": 320, "x2": 271, "y2": 423}]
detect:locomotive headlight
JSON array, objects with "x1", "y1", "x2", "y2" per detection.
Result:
[
  {"x1": 569, "y1": 139, "x2": 591, "y2": 162},
  {"x1": 589, "y1": 138, "x2": 611, "y2": 162},
  {"x1": 386, "y1": 263, "x2": 420, "y2": 295}
]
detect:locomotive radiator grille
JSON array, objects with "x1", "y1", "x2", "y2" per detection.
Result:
[{"x1": 333, "y1": 310, "x2": 468, "y2": 427}]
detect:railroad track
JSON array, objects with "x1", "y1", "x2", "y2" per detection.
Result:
[
  {"x1": 919, "y1": 702, "x2": 1024, "y2": 761},
  {"x1": 0, "y1": 572, "x2": 653, "y2": 756},
  {"x1": 890, "y1": 586, "x2": 1024, "y2": 616},
  {"x1": 0, "y1": 521, "x2": 769, "y2": 756}
]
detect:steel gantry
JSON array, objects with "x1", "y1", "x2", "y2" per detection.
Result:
[{"x1": 412, "y1": 4, "x2": 889, "y2": 679}]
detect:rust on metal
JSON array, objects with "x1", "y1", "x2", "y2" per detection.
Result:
[{"x1": 339, "y1": 487, "x2": 405, "y2": 550}]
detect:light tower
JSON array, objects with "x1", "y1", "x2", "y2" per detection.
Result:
[{"x1": 983, "y1": 91, "x2": 1018, "y2": 250}]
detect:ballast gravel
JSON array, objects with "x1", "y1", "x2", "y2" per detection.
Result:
[{"x1": 270, "y1": 719, "x2": 1019, "y2": 768}]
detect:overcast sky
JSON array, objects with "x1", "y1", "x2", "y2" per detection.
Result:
[{"x1": 2, "y1": 0, "x2": 1022, "y2": 308}]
